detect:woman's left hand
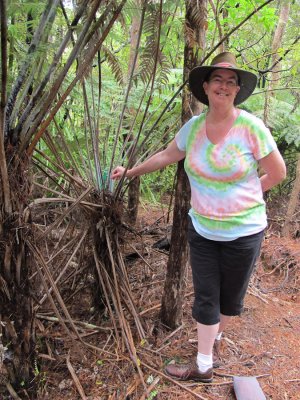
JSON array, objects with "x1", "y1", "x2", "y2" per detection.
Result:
[{"x1": 259, "y1": 149, "x2": 286, "y2": 192}]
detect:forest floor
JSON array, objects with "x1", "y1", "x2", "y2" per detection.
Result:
[{"x1": 5, "y1": 202, "x2": 299, "y2": 400}]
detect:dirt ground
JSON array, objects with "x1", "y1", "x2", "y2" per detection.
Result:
[{"x1": 3, "y1": 203, "x2": 299, "y2": 400}]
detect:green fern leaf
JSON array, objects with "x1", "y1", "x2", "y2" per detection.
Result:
[{"x1": 102, "y1": 45, "x2": 124, "y2": 85}]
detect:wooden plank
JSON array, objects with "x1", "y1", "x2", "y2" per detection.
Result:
[{"x1": 233, "y1": 376, "x2": 266, "y2": 400}]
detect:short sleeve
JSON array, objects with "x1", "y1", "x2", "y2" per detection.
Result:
[
  {"x1": 249, "y1": 118, "x2": 278, "y2": 160},
  {"x1": 175, "y1": 116, "x2": 200, "y2": 151}
]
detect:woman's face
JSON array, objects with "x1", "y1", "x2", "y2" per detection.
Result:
[{"x1": 203, "y1": 69, "x2": 240, "y2": 107}]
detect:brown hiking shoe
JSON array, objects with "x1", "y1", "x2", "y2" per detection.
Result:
[
  {"x1": 165, "y1": 362, "x2": 213, "y2": 382},
  {"x1": 213, "y1": 340, "x2": 222, "y2": 368}
]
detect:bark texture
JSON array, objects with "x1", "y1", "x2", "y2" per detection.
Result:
[
  {"x1": 0, "y1": 153, "x2": 35, "y2": 395},
  {"x1": 160, "y1": 0, "x2": 206, "y2": 329},
  {"x1": 282, "y1": 154, "x2": 300, "y2": 237},
  {"x1": 263, "y1": 1, "x2": 290, "y2": 124},
  {"x1": 126, "y1": 0, "x2": 142, "y2": 224}
]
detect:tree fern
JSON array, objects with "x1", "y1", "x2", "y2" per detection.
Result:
[
  {"x1": 135, "y1": 2, "x2": 171, "y2": 86},
  {"x1": 101, "y1": 44, "x2": 124, "y2": 85}
]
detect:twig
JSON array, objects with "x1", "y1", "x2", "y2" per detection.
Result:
[
  {"x1": 5, "y1": 383, "x2": 22, "y2": 400},
  {"x1": 36, "y1": 313, "x2": 112, "y2": 332},
  {"x1": 29, "y1": 195, "x2": 103, "y2": 209},
  {"x1": 151, "y1": 248, "x2": 169, "y2": 256},
  {"x1": 140, "y1": 377, "x2": 160, "y2": 400},
  {"x1": 125, "y1": 375, "x2": 142, "y2": 398},
  {"x1": 283, "y1": 317, "x2": 294, "y2": 329},
  {"x1": 248, "y1": 287, "x2": 269, "y2": 304},
  {"x1": 66, "y1": 354, "x2": 87, "y2": 400},
  {"x1": 262, "y1": 264, "x2": 294, "y2": 293},
  {"x1": 140, "y1": 289, "x2": 194, "y2": 316},
  {"x1": 37, "y1": 186, "x2": 93, "y2": 239},
  {"x1": 253, "y1": 86, "x2": 300, "y2": 95},
  {"x1": 186, "y1": 380, "x2": 233, "y2": 387},
  {"x1": 139, "y1": 303, "x2": 161, "y2": 316},
  {"x1": 129, "y1": 243, "x2": 154, "y2": 271},
  {"x1": 105, "y1": 228, "x2": 147, "y2": 392},
  {"x1": 259, "y1": 259, "x2": 286, "y2": 277},
  {"x1": 156, "y1": 324, "x2": 184, "y2": 352},
  {"x1": 37, "y1": 353, "x2": 56, "y2": 361},
  {"x1": 140, "y1": 279, "x2": 164, "y2": 288},
  {"x1": 214, "y1": 372, "x2": 270, "y2": 380}
]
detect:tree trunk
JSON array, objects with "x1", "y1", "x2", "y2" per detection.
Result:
[
  {"x1": 222, "y1": 6, "x2": 230, "y2": 50},
  {"x1": 282, "y1": 154, "x2": 300, "y2": 237},
  {"x1": 0, "y1": 2, "x2": 35, "y2": 396},
  {"x1": 160, "y1": 0, "x2": 206, "y2": 329},
  {"x1": 160, "y1": 159, "x2": 190, "y2": 328},
  {"x1": 127, "y1": 175, "x2": 140, "y2": 223},
  {"x1": 263, "y1": 1, "x2": 290, "y2": 124},
  {"x1": 126, "y1": 0, "x2": 141, "y2": 224},
  {"x1": 0, "y1": 153, "x2": 36, "y2": 397}
]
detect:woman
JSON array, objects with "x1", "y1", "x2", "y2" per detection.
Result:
[{"x1": 111, "y1": 52, "x2": 286, "y2": 382}]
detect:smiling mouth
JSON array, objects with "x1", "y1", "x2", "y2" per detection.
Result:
[{"x1": 216, "y1": 92, "x2": 229, "y2": 97}]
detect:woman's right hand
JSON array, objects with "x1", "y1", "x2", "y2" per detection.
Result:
[{"x1": 111, "y1": 166, "x2": 127, "y2": 180}]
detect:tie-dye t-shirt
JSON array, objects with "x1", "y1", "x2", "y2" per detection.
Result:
[{"x1": 175, "y1": 109, "x2": 277, "y2": 241}]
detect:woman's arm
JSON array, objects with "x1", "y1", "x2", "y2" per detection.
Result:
[
  {"x1": 111, "y1": 139, "x2": 186, "y2": 180},
  {"x1": 258, "y1": 149, "x2": 286, "y2": 192}
]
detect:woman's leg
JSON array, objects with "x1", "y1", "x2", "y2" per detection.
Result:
[
  {"x1": 196, "y1": 317, "x2": 230, "y2": 369},
  {"x1": 213, "y1": 314, "x2": 231, "y2": 367},
  {"x1": 188, "y1": 220, "x2": 221, "y2": 370},
  {"x1": 218, "y1": 314, "x2": 232, "y2": 333},
  {"x1": 164, "y1": 221, "x2": 219, "y2": 382},
  {"x1": 165, "y1": 227, "x2": 264, "y2": 382},
  {"x1": 196, "y1": 322, "x2": 220, "y2": 371},
  {"x1": 219, "y1": 230, "x2": 264, "y2": 317},
  {"x1": 197, "y1": 322, "x2": 219, "y2": 355}
]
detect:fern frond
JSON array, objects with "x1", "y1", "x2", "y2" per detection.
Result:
[
  {"x1": 184, "y1": 22, "x2": 197, "y2": 47},
  {"x1": 185, "y1": 0, "x2": 208, "y2": 47},
  {"x1": 124, "y1": 0, "x2": 142, "y2": 19},
  {"x1": 186, "y1": 0, "x2": 208, "y2": 26},
  {"x1": 135, "y1": 4, "x2": 171, "y2": 86},
  {"x1": 102, "y1": 45, "x2": 124, "y2": 85}
]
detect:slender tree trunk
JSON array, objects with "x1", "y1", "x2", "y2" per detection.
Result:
[
  {"x1": 127, "y1": 175, "x2": 140, "y2": 222},
  {"x1": 160, "y1": 0, "x2": 206, "y2": 329},
  {"x1": 263, "y1": 1, "x2": 290, "y2": 124},
  {"x1": 282, "y1": 154, "x2": 300, "y2": 237},
  {"x1": 126, "y1": 1, "x2": 141, "y2": 223},
  {"x1": 208, "y1": 0, "x2": 224, "y2": 51},
  {"x1": 222, "y1": 6, "x2": 230, "y2": 50}
]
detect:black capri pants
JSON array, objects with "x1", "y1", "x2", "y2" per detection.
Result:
[{"x1": 188, "y1": 218, "x2": 264, "y2": 325}]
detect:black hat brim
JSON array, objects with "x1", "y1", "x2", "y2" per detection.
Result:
[{"x1": 189, "y1": 66, "x2": 257, "y2": 106}]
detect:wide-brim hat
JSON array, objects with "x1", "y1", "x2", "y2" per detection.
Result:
[{"x1": 189, "y1": 52, "x2": 257, "y2": 105}]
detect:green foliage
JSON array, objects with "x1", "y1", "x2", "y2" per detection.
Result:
[
  {"x1": 123, "y1": 0, "x2": 142, "y2": 20},
  {"x1": 102, "y1": 45, "x2": 124, "y2": 85},
  {"x1": 134, "y1": 3, "x2": 171, "y2": 86},
  {"x1": 140, "y1": 164, "x2": 176, "y2": 204},
  {"x1": 146, "y1": 389, "x2": 158, "y2": 400},
  {"x1": 8, "y1": 0, "x2": 46, "y2": 21},
  {"x1": 220, "y1": 0, "x2": 277, "y2": 30},
  {"x1": 245, "y1": 95, "x2": 300, "y2": 149},
  {"x1": 6, "y1": 0, "x2": 299, "y2": 203}
]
